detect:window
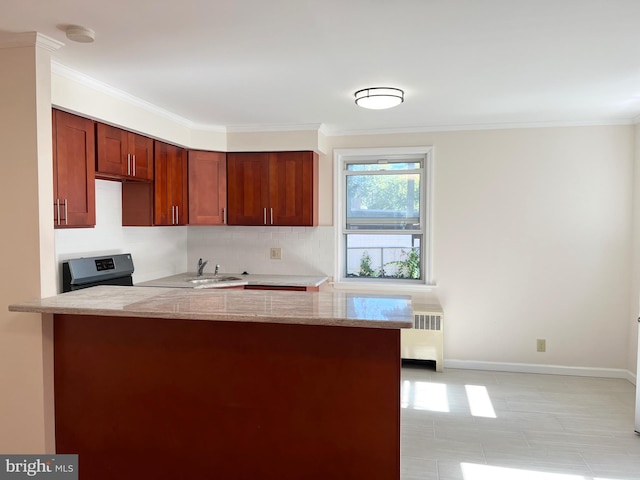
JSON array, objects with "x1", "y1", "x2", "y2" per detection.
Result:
[{"x1": 335, "y1": 147, "x2": 432, "y2": 286}]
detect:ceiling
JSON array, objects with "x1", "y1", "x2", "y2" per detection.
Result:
[{"x1": 2, "y1": 0, "x2": 640, "y2": 134}]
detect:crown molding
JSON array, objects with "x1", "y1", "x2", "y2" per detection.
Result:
[
  {"x1": 36, "y1": 33, "x2": 65, "y2": 52},
  {"x1": 51, "y1": 61, "x2": 226, "y2": 133},
  {"x1": 323, "y1": 118, "x2": 635, "y2": 137},
  {"x1": 226, "y1": 123, "x2": 324, "y2": 133},
  {"x1": 0, "y1": 32, "x2": 64, "y2": 52}
]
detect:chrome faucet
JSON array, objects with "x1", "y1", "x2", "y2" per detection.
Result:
[
  {"x1": 197, "y1": 258, "x2": 208, "y2": 277},
  {"x1": 214, "y1": 264, "x2": 220, "y2": 276}
]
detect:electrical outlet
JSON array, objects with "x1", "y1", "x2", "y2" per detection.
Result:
[
  {"x1": 270, "y1": 247, "x2": 282, "y2": 260},
  {"x1": 536, "y1": 339, "x2": 546, "y2": 352}
]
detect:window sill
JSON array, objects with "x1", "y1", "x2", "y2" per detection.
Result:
[{"x1": 329, "y1": 280, "x2": 437, "y2": 295}]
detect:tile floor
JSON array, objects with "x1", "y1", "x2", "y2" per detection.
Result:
[{"x1": 400, "y1": 365, "x2": 640, "y2": 480}]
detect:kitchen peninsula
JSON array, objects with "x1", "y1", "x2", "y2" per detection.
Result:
[{"x1": 10, "y1": 286, "x2": 412, "y2": 480}]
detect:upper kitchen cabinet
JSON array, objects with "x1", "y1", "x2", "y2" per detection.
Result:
[
  {"x1": 154, "y1": 141, "x2": 188, "y2": 225},
  {"x1": 188, "y1": 150, "x2": 227, "y2": 225},
  {"x1": 52, "y1": 109, "x2": 96, "y2": 228},
  {"x1": 269, "y1": 151, "x2": 318, "y2": 226},
  {"x1": 226, "y1": 152, "x2": 269, "y2": 225},
  {"x1": 96, "y1": 123, "x2": 153, "y2": 181},
  {"x1": 227, "y1": 151, "x2": 318, "y2": 226}
]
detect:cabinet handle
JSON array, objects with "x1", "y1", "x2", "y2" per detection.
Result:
[
  {"x1": 270, "y1": 207, "x2": 273, "y2": 225},
  {"x1": 175, "y1": 205, "x2": 179, "y2": 225},
  {"x1": 263, "y1": 208, "x2": 267, "y2": 225},
  {"x1": 63, "y1": 199, "x2": 68, "y2": 225},
  {"x1": 132, "y1": 154, "x2": 136, "y2": 177},
  {"x1": 127, "y1": 153, "x2": 131, "y2": 176},
  {"x1": 55, "y1": 199, "x2": 60, "y2": 225},
  {"x1": 223, "y1": 207, "x2": 226, "y2": 225},
  {"x1": 171, "y1": 206, "x2": 175, "y2": 225}
]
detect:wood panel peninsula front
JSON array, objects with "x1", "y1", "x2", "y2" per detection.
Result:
[{"x1": 10, "y1": 286, "x2": 412, "y2": 480}]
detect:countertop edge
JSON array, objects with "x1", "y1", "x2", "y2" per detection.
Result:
[
  {"x1": 8, "y1": 286, "x2": 413, "y2": 330},
  {"x1": 9, "y1": 304, "x2": 412, "y2": 329}
]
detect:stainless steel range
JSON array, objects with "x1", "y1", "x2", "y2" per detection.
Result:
[{"x1": 62, "y1": 253, "x2": 135, "y2": 292}]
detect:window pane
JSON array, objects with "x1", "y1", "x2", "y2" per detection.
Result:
[
  {"x1": 346, "y1": 173, "x2": 420, "y2": 230},
  {"x1": 345, "y1": 234, "x2": 422, "y2": 279},
  {"x1": 347, "y1": 161, "x2": 421, "y2": 172}
]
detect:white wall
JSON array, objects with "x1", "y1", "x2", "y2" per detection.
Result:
[
  {"x1": 51, "y1": 65, "x2": 226, "y2": 151},
  {"x1": 630, "y1": 125, "x2": 640, "y2": 377},
  {"x1": 0, "y1": 37, "x2": 57, "y2": 453},
  {"x1": 327, "y1": 126, "x2": 635, "y2": 373},
  {"x1": 438, "y1": 127, "x2": 633, "y2": 369},
  {"x1": 226, "y1": 129, "x2": 322, "y2": 153}
]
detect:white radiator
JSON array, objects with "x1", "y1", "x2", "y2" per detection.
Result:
[{"x1": 401, "y1": 304, "x2": 444, "y2": 372}]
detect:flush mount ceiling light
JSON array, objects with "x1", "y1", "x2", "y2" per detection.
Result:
[
  {"x1": 65, "y1": 25, "x2": 95, "y2": 43},
  {"x1": 354, "y1": 87, "x2": 404, "y2": 110}
]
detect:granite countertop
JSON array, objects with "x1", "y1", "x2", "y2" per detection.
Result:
[
  {"x1": 8, "y1": 286, "x2": 412, "y2": 329},
  {"x1": 136, "y1": 272, "x2": 329, "y2": 289}
]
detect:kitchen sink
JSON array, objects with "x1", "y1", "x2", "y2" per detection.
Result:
[{"x1": 186, "y1": 276, "x2": 242, "y2": 284}]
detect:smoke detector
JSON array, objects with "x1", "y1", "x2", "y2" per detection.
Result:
[{"x1": 65, "y1": 25, "x2": 95, "y2": 43}]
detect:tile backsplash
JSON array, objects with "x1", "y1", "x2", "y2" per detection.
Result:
[{"x1": 187, "y1": 225, "x2": 335, "y2": 277}]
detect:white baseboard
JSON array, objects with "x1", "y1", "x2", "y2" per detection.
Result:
[{"x1": 444, "y1": 359, "x2": 637, "y2": 385}]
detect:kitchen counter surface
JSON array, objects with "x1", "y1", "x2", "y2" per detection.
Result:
[
  {"x1": 9, "y1": 285, "x2": 412, "y2": 329},
  {"x1": 135, "y1": 272, "x2": 329, "y2": 289}
]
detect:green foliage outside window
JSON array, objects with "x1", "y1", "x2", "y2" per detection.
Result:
[
  {"x1": 347, "y1": 173, "x2": 420, "y2": 213},
  {"x1": 354, "y1": 248, "x2": 421, "y2": 280},
  {"x1": 385, "y1": 248, "x2": 421, "y2": 279},
  {"x1": 358, "y1": 251, "x2": 378, "y2": 277}
]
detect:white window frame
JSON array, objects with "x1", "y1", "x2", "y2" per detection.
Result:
[{"x1": 334, "y1": 146, "x2": 434, "y2": 290}]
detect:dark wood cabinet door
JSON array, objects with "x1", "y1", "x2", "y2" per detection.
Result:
[
  {"x1": 96, "y1": 123, "x2": 127, "y2": 178},
  {"x1": 53, "y1": 109, "x2": 96, "y2": 228},
  {"x1": 96, "y1": 123, "x2": 153, "y2": 181},
  {"x1": 269, "y1": 151, "x2": 317, "y2": 226},
  {"x1": 227, "y1": 152, "x2": 269, "y2": 225},
  {"x1": 130, "y1": 133, "x2": 154, "y2": 181},
  {"x1": 154, "y1": 141, "x2": 187, "y2": 225},
  {"x1": 188, "y1": 150, "x2": 227, "y2": 225},
  {"x1": 169, "y1": 145, "x2": 188, "y2": 225},
  {"x1": 154, "y1": 141, "x2": 171, "y2": 225}
]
